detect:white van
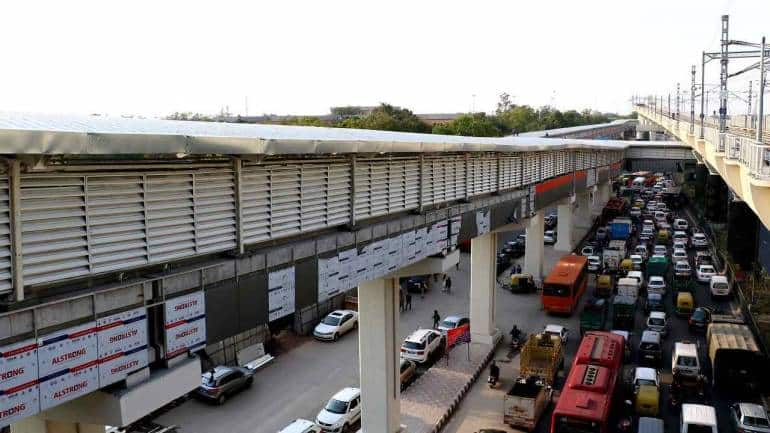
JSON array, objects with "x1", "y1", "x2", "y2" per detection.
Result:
[
  {"x1": 279, "y1": 419, "x2": 322, "y2": 433},
  {"x1": 710, "y1": 275, "x2": 731, "y2": 298},
  {"x1": 680, "y1": 403, "x2": 718, "y2": 433},
  {"x1": 672, "y1": 341, "x2": 700, "y2": 378}
]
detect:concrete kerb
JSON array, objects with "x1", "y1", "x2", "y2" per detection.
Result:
[{"x1": 428, "y1": 335, "x2": 501, "y2": 433}]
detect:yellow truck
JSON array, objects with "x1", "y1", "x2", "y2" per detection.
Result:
[{"x1": 519, "y1": 332, "x2": 565, "y2": 385}]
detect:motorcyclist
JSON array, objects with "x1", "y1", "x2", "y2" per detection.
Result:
[
  {"x1": 489, "y1": 361, "x2": 500, "y2": 382},
  {"x1": 510, "y1": 325, "x2": 520, "y2": 339}
]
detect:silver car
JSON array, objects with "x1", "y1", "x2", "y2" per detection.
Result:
[
  {"x1": 195, "y1": 366, "x2": 255, "y2": 404},
  {"x1": 730, "y1": 402, "x2": 770, "y2": 433}
]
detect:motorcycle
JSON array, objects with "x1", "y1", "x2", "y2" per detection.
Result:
[
  {"x1": 616, "y1": 400, "x2": 634, "y2": 432},
  {"x1": 487, "y1": 374, "x2": 498, "y2": 388}
]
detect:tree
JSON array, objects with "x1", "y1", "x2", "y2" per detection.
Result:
[
  {"x1": 433, "y1": 113, "x2": 508, "y2": 137},
  {"x1": 336, "y1": 103, "x2": 431, "y2": 133},
  {"x1": 496, "y1": 92, "x2": 514, "y2": 115}
]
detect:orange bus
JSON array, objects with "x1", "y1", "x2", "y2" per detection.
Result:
[{"x1": 542, "y1": 255, "x2": 588, "y2": 314}]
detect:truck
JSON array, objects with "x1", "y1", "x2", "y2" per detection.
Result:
[
  {"x1": 707, "y1": 323, "x2": 764, "y2": 391},
  {"x1": 602, "y1": 198, "x2": 627, "y2": 224},
  {"x1": 602, "y1": 240, "x2": 627, "y2": 272},
  {"x1": 579, "y1": 298, "x2": 608, "y2": 335},
  {"x1": 503, "y1": 376, "x2": 553, "y2": 432},
  {"x1": 519, "y1": 332, "x2": 565, "y2": 385},
  {"x1": 617, "y1": 277, "x2": 640, "y2": 303},
  {"x1": 609, "y1": 218, "x2": 633, "y2": 240},
  {"x1": 646, "y1": 256, "x2": 668, "y2": 278},
  {"x1": 612, "y1": 294, "x2": 637, "y2": 330}
]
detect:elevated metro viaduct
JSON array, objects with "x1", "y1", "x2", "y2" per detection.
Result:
[{"x1": 0, "y1": 114, "x2": 685, "y2": 433}]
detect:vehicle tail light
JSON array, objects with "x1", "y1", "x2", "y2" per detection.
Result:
[
  {"x1": 416, "y1": 351, "x2": 425, "y2": 355},
  {"x1": 400, "y1": 348, "x2": 406, "y2": 353},
  {"x1": 688, "y1": 319, "x2": 693, "y2": 325}
]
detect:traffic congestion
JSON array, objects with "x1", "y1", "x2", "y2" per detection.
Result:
[{"x1": 492, "y1": 172, "x2": 768, "y2": 433}]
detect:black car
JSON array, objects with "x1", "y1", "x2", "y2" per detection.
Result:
[
  {"x1": 402, "y1": 276, "x2": 428, "y2": 293},
  {"x1": 688, "y1": 307, "x2": 712, "y2": 332},
  {"x1": 503, "y1": 240, "x2": 525, "y2": 258},
  {"x1": 496, "y1": 253, "x2": 510, "y2": 275}
]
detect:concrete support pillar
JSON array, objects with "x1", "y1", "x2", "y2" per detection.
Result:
[
  {"x1": 597, "y1": 181, "x2": 611, "y2": 206},
  {"x1": 358, "y1": 278, "x2": 400, "y2": 433},
  {"x1": 554, "y1": 203, "x2": 574, "y2": 252},
  {"x1": 523, "y1": 211, "x2": 545, "y2": 279},
  {"x1": 469, "y1": 232, "x2": 500, "y2": 345}
]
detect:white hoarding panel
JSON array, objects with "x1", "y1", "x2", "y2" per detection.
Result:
[
  {"x1": 164, "y1": 292, "x2": 206, "y2": 359},
  {"x1": 414, "y1": 227, "x2": 427, "y2": 260},
  {"x1": 476, "y1": 209, "x2": 490, "y2": 236},
  {"x1": 268, "y1": 266, "x2": 295, "y2": 321},
  {"x1": 97, "y1": 307, "x2": 148, "y2": 387},
  {"x1": 0, "y1": 339, "x2": 39, "y2": 427},
  {"x1": 352, "y1": 247, "x2": 370, "y2": 287},
  {"x1": 37, "y1": 322, "x2": 99, "y2": 411},
  {"x1": 317, "y1": 256, "x2": 340, "y2": 303},
  {"x1": 387, "y1": 236, "x2": 401, "y2": 273},
  {"x1": 368, "y1": 240, "x2": 387, "y2": 279},
  {"x1": 337, "y1": 248, "x2": 356, "y2": 290},
  {"x1": 403, "y1": 230, "x2": 416, "y2": 263}
]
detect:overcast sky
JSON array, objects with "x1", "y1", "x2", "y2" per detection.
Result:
[{"x1": 1, "y1": 0, "x2": 767, "y2": 118}]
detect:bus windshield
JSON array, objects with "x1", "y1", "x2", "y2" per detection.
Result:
[
  {"x1": 543, "y1": 283, "x2": 571, "y2": 297},
  {"x1": 554, "y1": 416, "x2": 601, "y2": 433}
]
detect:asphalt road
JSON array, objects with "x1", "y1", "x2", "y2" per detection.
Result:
[{"x1": 445, "y1": 204, "x2": 750, "y2": 433}]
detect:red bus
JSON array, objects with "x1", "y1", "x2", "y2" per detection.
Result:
[
  {"x1": 542, "y1": 255, "x2": 588, "y2": 314},
  {"x1": 550, "y1": 331, "x2": 625, "y2": 433}
]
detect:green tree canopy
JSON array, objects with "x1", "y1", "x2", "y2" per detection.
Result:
[
  {"x1": 433, "y1": 113, "x2": 508, "y2": 137},
  {"x1": 336, "y1": 103, "x2": 431, "y2": 133}
]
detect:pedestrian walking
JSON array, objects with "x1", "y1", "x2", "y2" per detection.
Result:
[
  {"x1": 405, "y1": 293, "x2": 412, "y2": 311},
  {"x1": 432, "y1": 310, "x2": 440, "y2": 329},
  {"x1": 444, "y1": 276, "x2": 452, "y2": 294},
  {"x1": 420, "y1": 281, "x2": 426, "y2": 299},
  {"x1": 399, "y1": 290, "x2": 404, "y2": 312}
]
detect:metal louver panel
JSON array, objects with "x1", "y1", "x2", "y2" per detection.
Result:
[
  {"x1": 522, "y1": 154, "x2": 539, "y2": 185},
  {"x1": 354, "y1": 162, "x2": 373, "y2": 219},
  {"x1": 146, "y1": 174, "x2": 195, "y2": 262},
  {"x1": 326, "y1": 163, "x2": 351, "y2": 226},
  {"x1": 0, "y1": 178, "x2": 11, "y2": 293},
  {"x1": 241, "y1": 166, "x2": 270, "y2": 244},
  {"x1": 430, "y1": 158, "x2": 445, "y2": 204},
  {"x1": 301, "y1": 165, "x2": 327, "y2": 232},
  {"x1": 448, "y1": 158, "x2": 466, "y2": 200},
  {"x1": 404, "y1": 160, "x2": 419, "y2": 210},
  {"x1": 21, "y1": 176, "x2": 89, "y2": 285},
  {"x1": 269, "y1": 165, "x2": 302, "y2": 238},
  {"x1": 195, "y1": 170, "x2": 236, "y2": 253},
  {"x1": 541, "y1": 152, "x2": 555, "y2": 179},
  {"x1": 87, "y1": 175, "x2": 147, "y2": 274}
]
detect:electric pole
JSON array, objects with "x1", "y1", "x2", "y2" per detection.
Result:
[
  {"x1": 676, "y1": 82, "x2": 681, "y2": 128},
  {"x1": 719, "y1": 15, "x2": 729, "y2": 144},
  {"x1": 748, "y1": 81, "x2": 752, "y2": 128},
  {"x1": 758, "y1": 36, "x2": 766, "y2": 142},
  {"x1": 701, "y1": 51, "x2": 706, "y2": 138},
  {"x1": 691, "y1": 65, "x2": 696, "y2": 134}
]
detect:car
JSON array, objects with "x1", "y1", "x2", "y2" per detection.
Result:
[
  {"x1": 626, "y1": 271, "x2": 644, "y2": 290},
  {"x1": 196, "y1": 366, "x2": 254, "y2": 404},
  {"x1": 587, "y1": 255, "x2": 602, "y2": 272},
  {"x1": 674, "y1": 261, "x2": 692, "y2": 278},
  {"x1": 695, "y1": 250, "x2": 714, "y2": 267},
  {"x1": 643, "y1": 219, "x2": 655, "y2": 230},
  {"x1": 645, "y1": 292, "x2": 665, "y2": 314},
  {"x1": 647, "y1": 276, "x2": 666, "y2": 294},
  {"x1": 634, "y1": 244, "x2": 649, "y2": 260},
  {"x1": 544, "y1": 213, "x2": 558, "y2": 229},
  {"x1": 654, "y1": 211, "x2": 667, "y2": 223},
  {"x1": 517, "y1": 233, "x2": 527, "y2": 245},
  {"x1": 710, "y1": 275, "x2": 731, "y2": 299},
  {"x1": 630, "y1": 207, "x2": 642, "y2": 218},
  {"x1": 672, "y1": 248, "x2": 688, "y2": 263},
  {"x1": 314, "y1": 310, "x2": 359, "y2": 341},
  {"x1": 630, "y1": 254, "x2": 643, "y2": 270},
  {"x1": 503, "y1": 240, "x2": 525, "y2": 258},
  {"x1": 639, "y1": 330, "x2": 662, "y2": 366},
  {"x1": 673, "y1": 218, "x2": 689, "y2": 231},
  {"x1": 496, "y1": 253, "x2": 510, "y2": 273},
  {"x1": 673, "y1": 240, "x2": 687, "y2": 251},
  {"x1": 646, "y1": 201, "x2": 657, "y2": 211},
  {"x1": 543, "y1": 324, "x2": 568, "y2": 344},
  {"x1": 672, "y1": 231, "x2": 689, "y2": 246},
  {"x1": 581, "y1": 245, "x2": 597, "y2": 257},
  {"x1": 688, "y1": 307, "x2": 712, "y2": 332},
  {"x1": 399, "y1": 358, "x2": 416, "y2": 390},
  {"x1": 640, "y1": 229, "x2": 654, "y2": 241},
  {"x1": 402, "y1": 276, "x2": 428, "y2": 293},
  {"x1": 729, "y1": 402, "x2": 770, "y2": 433},
  {"x1": 595, "y1": 227, "x2": 609, "y2": 242},
  {"x1": 401, "y1": 329, "x2": 443, "y2": 363},
  {"x1": 646, "y1": 311, "x2": 668, "y2": 337},
  {"x1": 543, "y1": 230, "x2": 557, "y2": 245},
  {"x1": 279, "y1": 419, "x2": 322, "y2": 433},
  {"x1": 437, "y1": 315, "x2": 469, "y2": 335},
  {"x1": 653, "y1": 245, "x2": 667, "y2": 257},
  {"x1": 691, "y1": 232, "x2": 709, "y2": 249},
  {"x1": 696, "y1": 264, "x2": 717, "y2": 283},
  {"x1": 315, "y1": 387, "x2": 361, "y2": 433},
  {"x1": 681, "y1": 404, "x2": 718, "y2": 433}
]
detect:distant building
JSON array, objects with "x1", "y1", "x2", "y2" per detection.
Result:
[{"x1": 416, "y1": 113, "x2": 463, "y2": 126}]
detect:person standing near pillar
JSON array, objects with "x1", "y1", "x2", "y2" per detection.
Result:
[
  {"x1": 405, "y1": 293, "x2": 412, "y2": 311},
  {"x1": 444, "y1": 275, "x2": 452, "y2": 294},
  {"x1": 432, "y1": 310, "x2": 440, "y2": 329}
]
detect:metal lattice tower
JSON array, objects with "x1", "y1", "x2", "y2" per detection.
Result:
[
  {"x1": 691, "y1": 65, "x2": 696, "y2": 134},
  {"x1": 719, "y1": 15, "x2": 729, "y2": 135}
]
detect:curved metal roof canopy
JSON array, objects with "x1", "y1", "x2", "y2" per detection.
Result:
[{"x1": 0, "y1": 112, "x2": 633, "y2": 156}]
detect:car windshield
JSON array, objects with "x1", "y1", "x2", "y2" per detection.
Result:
[
  {"x1": 700, "y1": 266, "x2": 715, "y2": 273},
  {"x1": 649, "y1": 318, "x2": 665, "y2": 326},
  {"x1": 439, "y1": 320, "x2": 457, "y2": 329},
  {"x1": 745, "y1": 416, "x2": 770, "y2": 427},
  {"x1": 403, "y1": 340, "x2": 425, "y2": 350},
  {"x1": 636, "y1": 378, "x2": 656, "y2": 387},
  {"x1": 677, "y1": 356, "x2": 697, "y2": 367},
  {"x1": 692, "y1": 309, "x2": 707, "y2": 320},
  {"x1": 325, "y1": 398, "x2": 348, "y2": 414},
  {"x1": 322, "y1": 316, "x2": 341, "y2": 326}
]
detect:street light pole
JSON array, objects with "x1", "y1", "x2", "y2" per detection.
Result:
[
  {"x1": 719, "y1": 15, "x2": 729, "y2": 138},
  {"x1": 676, "y1": 82, "x2": 681, "y2": 128},
  {"x1": 701, "y1": 51, "x2": 706, "y2": 138},
  {"x1": 758, "y1": 36, "x2": 766, "y2": 142},
  {"x1": 691, "y1": 65, "x2": 696, "y2": 134}
]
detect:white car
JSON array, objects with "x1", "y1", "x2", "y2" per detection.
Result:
[
  {"x1": 648, "y1": 276, "x2": 666, "y2": 294},
  {"x1": 437, "y1": 315, "x2": 469, "y2": 335},
  {"x1": 640, "y1": 228, "x2": 654, "y2": 241},
  {"x1": 654, "y1": 211, "x2": 667, "y2": 223},
  {"x1": 581, "y1": 245, "x2": 597, "y2": 257},
  {"x1": 673, "y1": 240, "x2": 687, "y2": 251},
  {"x1": 673, "y1": 218, "x2": 689, "y2": 231},
  {"x1": 587, "y1": 255, "x2": 602, "y2": 272},
  {"x1": 633, "y1": 367, "x2": 660, "y2": 391},
  {"x1": 314, "y1": 310, "x2": 358, "y2": 341},
  {"x1": 626, "y1": 271, "x2": 644, "y2": 290},
  {"x1": 653, "y1": 245, "x2": 667, "y2": 257},
  {"x1": 646, "y1": 311, "x2": 668, "y2": 337},
  {"x1": 672, "y1": 248, "x2": 688, "y2": 263},
  {"x1": 279, "y1": 419, "x2": 322, "y2": 433},
  {"x1": 696, "y1": 264, "x2": 717, "y2": 283},
  {"x1": 630, "y1": 207, "x2": 642, "y2": 218},
  {"x1": 675, "y1": 261, "x2": 692, "y2": 278},
  {"x1": 630, "y1": 254, "x2": 643, "y2": 270},
  {"x1": 543, "y1": 324, "x2": 568, "y2": 344},
  {"x1": 691, "y1": 233, "x2": 709, "y2": 249},
  {"x1": 316, "y1": 387, "x2": 361, "y2": 433},
  {"x1": 401, "y1": 329, "x2": 443, "y2": 363},
  {"x1": 544, "y1": 230, "x2": 557, "y2": 245},
  {"x1": 672, "y1": 231, "x2": 689, "y2": 246},
  {"x1": 634, "y1": 245, "x2": 648, "y2": 260}
]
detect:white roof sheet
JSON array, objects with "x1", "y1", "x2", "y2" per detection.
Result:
[
  {"x1": 0, "y1": 112, "x2": 631, "y2": 156},
  {"x1": 518, "y1": 119, "x2": 635, "y2": 137}
]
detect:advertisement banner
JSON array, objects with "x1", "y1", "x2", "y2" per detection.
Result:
[
  {"x1": 37, "y1": 322, "x2": 99, "y2": 411},
  {"x1": 165, "y1": 292, "x2": 206, "y2": 359},
  {"x1": 97, "y1": 308, "x2": 148, "y2": 386},
  {"x1": 0, "y1": 339, "x2": 40, "y2": 427}
]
